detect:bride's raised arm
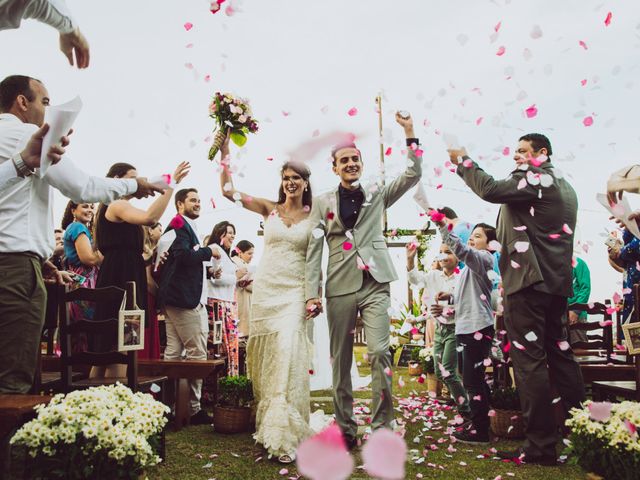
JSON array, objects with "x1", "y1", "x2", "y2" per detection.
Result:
[{"x1": 218, "y1": 133, "x2": 275, "y2": 217}]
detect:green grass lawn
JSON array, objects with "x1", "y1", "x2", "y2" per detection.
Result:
[{"x1": 149, "y1": 349, "x2": 587, "y2": 480}]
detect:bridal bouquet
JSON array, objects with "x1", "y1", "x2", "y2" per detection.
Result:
[
  {"x1": 11, "y1": 383, "x2": 169, "y2": 479},
  {"x1": 208, "y1": 92, "x2": 259, "y2": 160}
]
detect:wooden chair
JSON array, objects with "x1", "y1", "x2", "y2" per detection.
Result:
[
  {"x1": 591, "y1": 284, "x2": 640, "y2": 401},
  {"x1": 568, "y1": 301, "x2": 614, "y2": 364},
  {"x1": 57, "y1": 283, "x2": 167, "y2": 394}
]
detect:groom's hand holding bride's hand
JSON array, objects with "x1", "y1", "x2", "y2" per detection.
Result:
[{"x1": 305, "y1": 298, "x2": 323, "y2": 320}]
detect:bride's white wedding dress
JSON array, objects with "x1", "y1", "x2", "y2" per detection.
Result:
[{"x1": 247, "y1": 212, "x2": 314, "y2": 457}]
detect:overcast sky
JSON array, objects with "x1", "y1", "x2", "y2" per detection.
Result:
[{"x1": 3, "y1": 0, "x2": 640, "y2": 307}]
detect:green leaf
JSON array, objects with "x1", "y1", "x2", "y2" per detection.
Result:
[{"x1": 230, "y1": 130, "x2": 247, "y2": 147}]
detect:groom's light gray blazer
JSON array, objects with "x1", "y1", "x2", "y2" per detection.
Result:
[{"x1": 305, "y1": 149, "x2": 423, "y2": 299}]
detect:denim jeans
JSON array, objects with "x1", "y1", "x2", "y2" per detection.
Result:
[
  {"x1": 456, "y1": 325, "x2": 494, "y2": 435},
  {"x1": 433, "y1": 323, "x2": 469, "y2": 415}
]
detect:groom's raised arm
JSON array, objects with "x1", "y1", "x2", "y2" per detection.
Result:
[
  {"x1": 305, "y1": 199, "x2": 325, "y2": 302},
  {"x1": 382, "y1": 113, "x2": 423, "y2": 208}
]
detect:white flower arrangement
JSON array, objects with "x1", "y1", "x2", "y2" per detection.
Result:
[
  {"x1": 418, "y1": 346, "x2": 433, "y2": 360},
  {"x1": 11, "y1": 383, "x2": 170, "y2": 479},
  {"x1": 565, "y1": 400, "x2": 640, "y2": 479}
]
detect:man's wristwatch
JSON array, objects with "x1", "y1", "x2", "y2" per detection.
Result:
[{"x1": 12, "y1": 153, "x2": 35, "y2": 178}]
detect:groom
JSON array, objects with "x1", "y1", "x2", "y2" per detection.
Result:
[{"x1": 305, "y1": 112, "x2": 422, "y2": 447}]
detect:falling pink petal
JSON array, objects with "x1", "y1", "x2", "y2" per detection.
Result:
[
  {"x1": 347, "y1": 107, "x2": 358, "y2": 117},
  {"x1": 557, "y1": 340, "x2": 570, "y2": 351},
  {"x1": 513, "y1": 225, "x2": 527, "y2": 231},
  {"x1": 530, "y1": 25, "x2": 543, "y2": 39},
  {"x1": 579, "y1": 40, "x2": 588, "y2": 50},
  {"x1": 510, "y1": 260, "x2": 520, "y2": 269},
  {"x1": 384, "y1": 367, "x2": 392, "y2": 376},
  {"x1": 514, "y1": 241, "x2": 530, "y2": 253},
  {"x1": 385, "y1": 147, "x2": 392, "y2": 156},
  {"x1": 562, "y1": 224, "x2": 573, "y2": 234},
  {"x1": 429, "y1": 211, "x2": 446, "y2": 223},
  {"x1": 581, "y1": 79, "x2": 587, "y2": 86},
  {"x1": 516, "y1": 178, "x2": 527, "y2": 190},
  {"x1": 604, "y1": 12, "x2": 612, "y2": 27},
  {"x1": 185, "y1": 43, "x2": 194, "y2": 48},
  {"x1": 296, "y1": 425, "x2": 354, "y2": 480},
  {"x1": 494, "y1": 21, "x2": 502, "y2": 32},
  {"x1": 362, "y1": 429, "x2": 407, "y2": 480},
  {"x1": 524, "y1": 331, "x2": 538, "y2": 342},
  {"x1": 624, "y1": 419, "x2": 637, "y2": 436},
  {"x1": 184, "y1": 62, "x2": 194, "y2": 69},
  {"x1": 496, "y1": 46, "x2": 506, "y2": 56},
  {"x1": 279, "y1": 468, "x2": 289, "y2": 475},
  {"x1": 343, "y1": 241, "x2": 353, "y2": 251},
  {"x1": 502, "y1": 146, "x2": 510, "y2": 156},
  {"x1": 525, "y1": 104, "x2": 538, "y2": 118},
  {"x1": 204, "y1": 74, "x2": 211, "y2": 82},
  {"x1": 488, "y1": 409, "x2": 496, "y2": 417},
  {"x1": 588, "y1": 402, "x2": 612, "y2": 422},
  {"x1": 613, "y1": 292, "x2": 621, "y2": 304},
  {"x1": 210, "y1": 198, "x2": 216, "y2": 209},
  {"x1": 583, "y1": 116, "x2": 594, "y2": 127},
  {"x1": 224, "y1": 4, "x2": 235, "y2": 16},
  {"x1": 549, "y1": 233, "x2": 561, "y2": 240},
  {"x1": 282, "y1": 111, "x2": 291, "y2": 117},
  {"x1": 473, "y1": 332, "x2": 483, "y2": 341},
  {"x1": 475, "y1": 116, "x2": 484, "y2": 126},
  {"x1": 512, "y1": 340, "x2": 526, "y2": 350},
  {"x1": 184, "y1": 22, "x2": 193, "y2": 31}
]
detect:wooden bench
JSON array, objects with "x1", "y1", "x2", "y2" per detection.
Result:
[
  {"x1": 138, "y1": 358, "x2": 226, "y2": 430},
  {"x1": 0, "y1": 394, "x2": 52, "y2": 475}
]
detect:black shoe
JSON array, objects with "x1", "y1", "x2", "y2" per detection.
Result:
[
  {"x1": 190, "y1": 409, "x2": 213, "y2": 425},
  {"x1": 346, "y1": 437, "x2": 359, "y2": 451},
  {"x1": 496, "y1": 447, "x2": 557, "y2": 466},
  {"x1": 452, "y1": 428, "x2": 490, "y2": 445}
]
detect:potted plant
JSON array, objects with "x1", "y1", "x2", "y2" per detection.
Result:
[
  {"x1": 565, "y1": 400, "x2": 639, "y2": 480},
  {"x1": 418, "y1": 346, "x2": 440, "y2": 394},
  {"x1": 408, "y1": 347, "x2": 423, "y2": 376},
  {"x1": 213, "y1": 375, "x2": 254, "y2": 434},
  {"x1": 10, "y1": 383, "x2": 169, "y2": 479},
  {"x1": 489, "y1": 386, "x2": 524, "y2": 439}
]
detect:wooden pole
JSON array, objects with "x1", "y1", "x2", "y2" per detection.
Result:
[{"x1": 376, "y1": 94, "x2": 388, "y2": 233}]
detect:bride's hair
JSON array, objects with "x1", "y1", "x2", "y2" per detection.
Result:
[{"x1": 277, "y1": 161, "x2": 312, "y2": 208}]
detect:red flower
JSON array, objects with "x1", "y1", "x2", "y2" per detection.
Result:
[{"x1": 169, "y1": 215, "x2": 185, "y2": 230}]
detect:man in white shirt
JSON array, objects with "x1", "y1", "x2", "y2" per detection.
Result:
[
  {"x1": 0, "y1": 74, "x2": 163, "y2": 394},
  {"x1": 0, "y1": 0, "x2": 90, "y2": 68},
  {"x1": 406, "y1": 241, "x2": 470, "y2": 419}
]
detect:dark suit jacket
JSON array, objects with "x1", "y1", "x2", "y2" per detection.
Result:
[
  {"x1": 457, "y1": 158, "x2": 577, "y2": 298},
  {"x1": 157, "y1": 216, "x2": 213, "y2": 309}
]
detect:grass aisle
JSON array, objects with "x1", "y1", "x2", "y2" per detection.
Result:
[{"x1": 151, "y1": 354, "x2": 585, "y2": 480}]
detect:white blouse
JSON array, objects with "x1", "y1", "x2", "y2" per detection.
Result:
[{"x1": 206, "y1": 244, "x2": 237, "y2": 302}]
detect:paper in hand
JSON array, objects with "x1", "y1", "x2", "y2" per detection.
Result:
[
  {"x1": 596, "y1": 193, "x2": 640, "y2": 239},
  {"x1": 442, "y1": 132, "x2": 460, "y2": 149},
  {"x1": 148, "y1": 174, "x2": 175, "y2": 189},
  {"x1": 39, "y1": 96, "x2": 83, "y2": 177},
  {"x1": 413, "y1": 183, "x2": 431, "y2": 212},
  {"x1": 155, "y1": 230, "x2": 176, "y2": 271}
]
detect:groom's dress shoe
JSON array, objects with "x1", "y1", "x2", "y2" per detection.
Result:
[{"x1": 346, "y1": 437, "x2": 359, "y2": 451}]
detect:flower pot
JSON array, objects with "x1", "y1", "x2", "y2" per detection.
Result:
[
  {"x1": 490, "y1": 408, "x2": 524, "y2": 439},
  {"x1": 408, "y1": 362, "x2": 423, "y2": 376},
  {"x1": 426, "y1": 373, "x2": 441, "y2": 395},
  {"x1": 412, "y1": 334, "x2": 425, "y2": 343},
  {"x1": 213, "y1": 405, "x2": 252, "y2": 434}
]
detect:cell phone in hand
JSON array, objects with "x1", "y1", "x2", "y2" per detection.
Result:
[{"x1": 67, "y1": 272, "x2": 86, "y2": 284}]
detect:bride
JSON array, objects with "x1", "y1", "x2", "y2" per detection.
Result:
[{"x1": 219, "y1": 135, "x2": 313, "y2": 463}]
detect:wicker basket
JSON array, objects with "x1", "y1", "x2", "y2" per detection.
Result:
[
  {"x1": 426, "y1": 373, "x2": 441, "y2": 395},
  {"x1": 213, "y1": 405, "x2": 252, "y2": 434},
  {"x1": 408, "y1": 362, "x2": 423, "y2": 376},
  {"x1": 490, "y1": 408, "x2": 524, "y2": 439}
]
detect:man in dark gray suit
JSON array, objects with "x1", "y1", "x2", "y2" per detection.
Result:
[{"x1": 447, "y1": 133, "x2": 585, "y2": 466}]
